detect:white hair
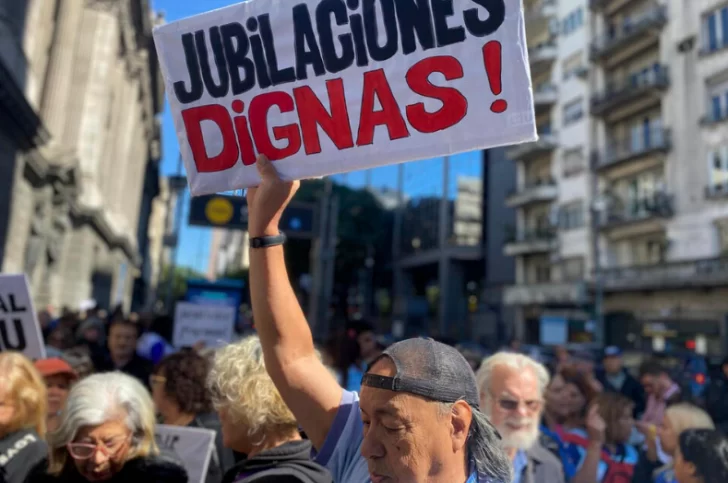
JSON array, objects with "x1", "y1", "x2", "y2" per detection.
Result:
[
  {"x1": 475, "y1": 352, "x2": 550, "y2": 398},
  {"x1": 49, "y1": 372, "x2": 157, "y2": 452}
]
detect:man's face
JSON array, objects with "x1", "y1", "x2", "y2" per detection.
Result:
[
  {"x1": 359, "y1": 358, "x2": 470, "y2": 482},
  {"x1": 603, "y1": 356, "x2": 622, "y2": 374},
  {"x1": 482, "y1": 365, "x2": 542, "y2": 451},
  {"x1": 108, "y1": 324, "x2": 137, "y2": 359}
]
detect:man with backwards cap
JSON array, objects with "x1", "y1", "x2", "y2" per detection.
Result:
[{"x1": 244, "y1": 155, "x2": 512, "y2": 483}]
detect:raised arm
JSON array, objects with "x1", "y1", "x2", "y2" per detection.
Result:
[{"x1": 245, "y1": 155, "x2": 343, "y2": 450}]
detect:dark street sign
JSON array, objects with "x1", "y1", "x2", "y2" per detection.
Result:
[{"x1": 188, "y1": 194, "x2": 316, "y2": 238}]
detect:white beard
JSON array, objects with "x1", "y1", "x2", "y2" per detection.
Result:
[{"x1": 497, "y1": 420, "x2": 540, "y2": 451}]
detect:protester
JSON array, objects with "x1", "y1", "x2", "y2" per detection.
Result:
[
  {"x1": 632, "y1": 403, "x2": 714, "y2": 483},
  {"x1": 45, "y1": 326, "x2": 76, "y2": 359},
  {"x1": 476, "y1": 352, "x2": 565, "y2": 482},
  {"x1": 27, "y1": 372, "x2": 187, "y2": 483},
  {"x1": 0, "y1": 352, "x2": 48, "y2": 483},
  {"x1": 539, "y1": 367, "x2": 600, "y2": 481},
  {"x1": 96, "y1": 319, "x2": 153, "y2": 387},
  {"x1": 61, "y1": 349, "x2": 95, "y2": 380},
  {"x1": 207, "y1": 336, "x2": 332, "y2": 483},
  {"x1": 673, "y1": 429, "x2": 728, "y2": 483},
  {"x1": 242, "y1": 154, "x2": 512, "y2": 483},
  {"x1": 639, "y1": 359, "x2": 683, "y2": 427},
  {"x1": 596, "y1": 346, "x2": 646, "y2": 417},
  {"x1": 34, "y1": 358, "x2": 78, "y2": 433},
  {"x1": 704, "y1": 355, "x2": 728, "y2": 434},
  {"x1": 152, "y1": 350, "x2": 234, "y2": 483}
]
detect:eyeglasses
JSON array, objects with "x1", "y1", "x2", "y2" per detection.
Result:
[
  {"x1": 149, "y1": 375, "x2": 166, "y2": 386},
  {"x1": 497, "y1": 398, "x2": 543, "y2": 412},
  {"x1": 66, "y1": 435, "x2": 131, "y2": 460}
]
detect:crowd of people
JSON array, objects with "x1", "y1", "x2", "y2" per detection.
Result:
[{"x1": 2, "y1": 154, "x2": 728, "y2": 483}]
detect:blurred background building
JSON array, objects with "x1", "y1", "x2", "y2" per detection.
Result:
[{"x1": 0, "y1": 0, "x2": 164, "y2": 311}]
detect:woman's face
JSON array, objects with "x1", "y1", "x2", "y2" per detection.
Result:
[
  {"x1": 545, "y1": 374, "x2": 570, "y2": 418},
  {"x1": 564, "y1": 382, "x2": 586, "y2": 417},
  {"x1": 70, "y1": 419, "x2": 133, "y2": 481},
  {"x1": 612, "y1": 405, "x2": 635, "y2": 444},
  {"x1": 658, "y1": 415, "x2": 678, "y2": 456},
  {"x1": 0, "y1": 383, "x2": 16, "y2": 435},
  {"x1": 45, "y1": 375, "x2": 72, "y2": 416},
  {"x1": 218, "y1": 405, "x2": 248, "y2": 454},
  {"x1": 673, "y1": 446, "x2": 698, "y2": 483}
]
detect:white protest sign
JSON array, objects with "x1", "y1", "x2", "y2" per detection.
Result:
[
  {"x1": 0, "y1": 274, "x2": 46, "y2": 360},
  {"x1": 154, "y1": 0, "x2": 536, "y2": 195},
  {"x1": 155, "y1": 425, "x2": 215, "y2": 483},
  {"x1": 172, "y1": 302, "x2": 235, "y2": 348}
]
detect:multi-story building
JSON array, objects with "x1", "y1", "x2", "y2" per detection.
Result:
[
  {"x1": 208, "y1": 229, "x2": 250, "y2": 279},
  {"x1": 0, "y1": 0, "x2": 163, "y2": 312},
  {"x1": 505, "y1": 0, "x2": 728, "y2": 354}
]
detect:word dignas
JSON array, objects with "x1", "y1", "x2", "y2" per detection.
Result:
[
  {"x1": 173, "y1": 0, "x2": 506, "y2": 103},
  {"x1": 183, "y1": 56, "x2": 469, "y2": 173}
]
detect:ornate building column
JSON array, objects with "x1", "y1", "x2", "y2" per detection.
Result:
[{"x1": 39, "y1": 0, "x2": 83, "y2": 148}]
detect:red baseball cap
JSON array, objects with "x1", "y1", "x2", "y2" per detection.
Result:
[{"x1": 34, "y1": 358, "x2": 78, "y2": 381}]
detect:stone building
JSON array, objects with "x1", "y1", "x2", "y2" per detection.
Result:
[{"x1": 0, "y1": 0, "x2": 164, "y2": 312}]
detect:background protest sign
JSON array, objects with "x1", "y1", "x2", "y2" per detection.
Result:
[
  {"x1": 155, "y1": 425, "x2": 215, "y2": 483},
  {"x1": 154, "y1": 0, "x2": 536, "y2": 195},
  {"x1": 172, "y1": 302, "x2": 235, "y2": 348},
  {"x1": 0, "y1": 274, "x2": 46, "y2": 360}
]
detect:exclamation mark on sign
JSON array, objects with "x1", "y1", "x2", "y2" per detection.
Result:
[{"x1": 483, "y1": 41, "x2": 508, "y2": 113}]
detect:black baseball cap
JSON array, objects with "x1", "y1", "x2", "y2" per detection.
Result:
[{"x1": 361, "y1": 337, "x2": 480, "y2": 409}]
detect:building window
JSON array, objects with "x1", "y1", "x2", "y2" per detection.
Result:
[
  {"x1": 563, "y1": 99, "x2": 584, "y2": 126},
  {"x1": 562, "y1": 7, "x2": 584, "y2": 36},
  {"x1": 703, "y1": 6, "x2": 728, "y2": 53},
  {"x1": 535, "y1": 263, "x2": 551, "y2": 283},
  {"x1": 709, "y1": 145, "x2": 728, "y2": 188},
  {"x1": 707, "y1": 78, "x2": 728, "y2": 122},
  {"x1": 563, "y1": 148, "x2": 585, "y2": 177},
  {"x1": 560, "y1": 201, "x2": 584, "y2": 230},
  {"x1": 562, "y1": 52, "x2": 584, "y2": 81}
]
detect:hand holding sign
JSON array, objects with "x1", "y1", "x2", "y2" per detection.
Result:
[
  {"x1": 154, "y1": 0, "x2": 536, "y2": 194},
  {"x1": 246, "y1": 155, "x2": 300, "y2": 238}
]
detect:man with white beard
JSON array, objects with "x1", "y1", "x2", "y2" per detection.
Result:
[{"x1": 477, "y1": 352, "x2": 566, "y2": 483}]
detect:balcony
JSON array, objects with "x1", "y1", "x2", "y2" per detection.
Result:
[
  {"x1": 589, "y1": 0, "x2": 631, "y2": 14},
  {"x1": 506, "y1": 179, "x2": 558, "y2": 208},
  {"x1": 601, "y1": 257, "x2": 728, "y2": 292},
  {"x1": 590, "y1": 6, "x2": 667, "y2": 66},
  {"x1": 705, "y1": 183, "x2": 728, "y2": 200},
  {"x1": 534, "y1": 84, "x2": 558, "y2": 114},
  {"x1": 701, "y1": 107, "x2": 728, "y2": 126},
  {"x1": 525, "y1": 0, "x2": 558, "y2": 39},
  {"x1": 593, "y1": 127, "x2": 671, "y2": 172},
  {"x1": 529, "y1": 41, "x2": 558, "y2": 76},
  {"x1": 591, "y1": 66, "x2": 669, "y2": 118},
  {"x1": 599, "y1": 191, "x2": 675, "y2": 231},
  {"x1": 504, "y1": 229, "x2": 557, "y2": 256},
  {"x1": 504, "y1": 282, "x2": 589, "y2": 306},
  {"x1": 506, "y1": 130, "x2": 558, "y2": 161}
]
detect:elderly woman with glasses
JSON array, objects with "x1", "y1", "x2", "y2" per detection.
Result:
[{"x1": 27, "y1": 372, "x2": 188, "y2": 483}]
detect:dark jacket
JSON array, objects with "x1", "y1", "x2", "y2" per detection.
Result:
[
  {"x1": 706, "y1": 373, "x2": 728, "y2": 433},
  {"x1": 25, "y1": 454, "x2": 188, "y2": 483},
  {"x1": 596, "y1": 368, "x2": 647, "y2": 417},
  {"x1": 0, "y1": 429, "x2": 47, "y2": 483},
  {"x1": 94, "y1": 354, "x2": 153, "y2": 388},
  {"x1": 188, "y1": 413, "x2": 236, "y2": 483},
  {"x1": 221, "y1": 440, "x2": 331, "y2": 483}
]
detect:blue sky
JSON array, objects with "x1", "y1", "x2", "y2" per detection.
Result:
[{"x1": 153, "y1": 0, "x2": 483, "y2": 273}]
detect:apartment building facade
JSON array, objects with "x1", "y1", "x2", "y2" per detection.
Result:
[{"x1": 505, "y1": 0, "x2": 728, "y2": 353}]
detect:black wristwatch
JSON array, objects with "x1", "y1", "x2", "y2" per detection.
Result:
[{"x1": 250, "y1": 232, "x2": 287, "y2": 249}]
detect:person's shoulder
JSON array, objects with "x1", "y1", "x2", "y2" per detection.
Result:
[{"x1": 120, "y1": 454, "x2": 188, "y2": 483}]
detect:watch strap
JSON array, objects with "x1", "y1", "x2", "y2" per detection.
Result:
[{"x1": 250, "y1": 232, "x2": 287, "y2": 249}]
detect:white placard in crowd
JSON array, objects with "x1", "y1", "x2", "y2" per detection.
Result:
[
  {"x1": 172, "y1": 302, "x2": 235, "y2": 348},
  {"x1": 155, "y1": 425, "x2": 215, "y2": 483},
  {"x1": 153, "y1": 0, "x2": 536, "y2": 195},
  {"x1": 0, "y1": 274, "x2": 46, "y2": 360}
]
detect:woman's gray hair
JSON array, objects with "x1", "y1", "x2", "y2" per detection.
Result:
[
  {"x1": 47, "y1": 372, "x2": 158, "y2": 474},
  {"x1": 438, "y1": 403, "x2": 513, "y2": 482}
]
